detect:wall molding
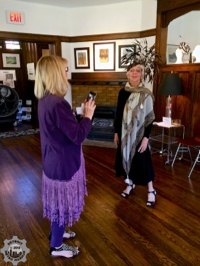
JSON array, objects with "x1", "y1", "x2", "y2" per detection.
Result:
[{"x1": 0, "y1": 28, "x2": 156, "y2": 43}]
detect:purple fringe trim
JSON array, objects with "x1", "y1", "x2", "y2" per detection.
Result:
[{"x1": 42, "y1": 150, "x2": 88, "y2": 227}]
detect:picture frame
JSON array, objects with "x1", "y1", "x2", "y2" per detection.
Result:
[
  {"x1": 93, "y1": 42, "x2": 115, "y2": 71},
  {"x1": 118, "y1": 44, "x2": 136, "y2": 68},
  {"x1": 2, "y1": 53, "x2": 20, "y2": 68},
  {"x1": 166, "y1": 44, "x2": 179, "y2": 64},
  {"x1": 74, "y1": 47, "x2": 90, "y2": 69}
]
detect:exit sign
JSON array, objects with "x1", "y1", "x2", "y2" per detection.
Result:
[{"x1": 6, "y1": 11, "x2": 25, "y2": 25}]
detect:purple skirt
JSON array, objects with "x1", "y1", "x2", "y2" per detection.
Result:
[{"x1": 42, "y1": 150, "x2": 88, "y2": 227}]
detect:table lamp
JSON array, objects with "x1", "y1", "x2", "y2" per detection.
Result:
[{"x1": 158, "y1": 72, "x2": 182, "y2": 118}]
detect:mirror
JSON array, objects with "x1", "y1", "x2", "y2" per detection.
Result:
[{"x1": 167, "y1": 11, "x2": 200, "y2": 64}]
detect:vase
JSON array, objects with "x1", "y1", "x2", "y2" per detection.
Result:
[
  {"x1": 175, "y1": 48, "x2": 183, "y2": 64},
  {"x1": 192, "y1": 45, "x2": 200, "y2": 63}
]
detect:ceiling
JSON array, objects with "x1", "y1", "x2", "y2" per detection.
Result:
[{"x1": 15, "y1": 0, "x2": 135, "y2": 8}]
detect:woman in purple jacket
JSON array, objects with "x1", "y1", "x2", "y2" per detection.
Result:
[{"x1": 34, "y1": 55, "x2": 96, "y2": 258}]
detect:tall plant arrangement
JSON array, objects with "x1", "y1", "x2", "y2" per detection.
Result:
[{"x1": 121, "y1": 39, "x2": 161, "y2": 83}]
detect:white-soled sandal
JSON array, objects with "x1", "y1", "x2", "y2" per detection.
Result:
[
  {"x1": 63, "y1": 230, "x2": 76, "y2": 239},
  {"x1": 50, "y1": 243, "x2": 80, "y2": 258},
  {"x1": 49, "y1": 230, "x2": 76, "y2": 241}
]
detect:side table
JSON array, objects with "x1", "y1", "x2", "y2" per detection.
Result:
[{"x1": 150, "y1": 122, "x2": 185, "y2": 165}]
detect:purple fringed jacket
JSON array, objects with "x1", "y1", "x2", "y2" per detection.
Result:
[{"x1": 38, "y1": 93, "x2": 92, "y2": 182}]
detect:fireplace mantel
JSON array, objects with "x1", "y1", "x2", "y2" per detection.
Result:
[{"x1": 69, "y1": 72, "x2": 127, "y2": 85}]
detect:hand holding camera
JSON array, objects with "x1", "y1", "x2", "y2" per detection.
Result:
[{"x1": 84, "y1": 91, "x2": 96, "y2": 120}]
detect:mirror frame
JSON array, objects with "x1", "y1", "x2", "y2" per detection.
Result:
[{"x1": 156, "y1": 0, "x2": 200, "y2": 64}]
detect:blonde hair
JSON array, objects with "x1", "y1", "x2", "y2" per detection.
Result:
[{"x1": 34, "y1": 55, "x2": 69, "y2": 99}]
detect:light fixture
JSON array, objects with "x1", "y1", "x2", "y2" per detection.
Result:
[{"x1": 158, "y1": 72, "x2": 182, "y2": 118}]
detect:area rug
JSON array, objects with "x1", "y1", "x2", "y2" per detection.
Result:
[
  {"x1": 0, "y1": 128, "x2": 116, "y2": 149},
  {"x1": 83, "y1": 138, "x2": 116, "y2": 148},
  {"x1": 0, "y1": 128, "x2": 40, "y2": 139}
]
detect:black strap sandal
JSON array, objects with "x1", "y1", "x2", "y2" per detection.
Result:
[
  {"x1": 146, "y1": 190, "x2": 156, "y2": 207},
  {"x1": 121, "y1": 184, "x2": 135, "y2": 198}
]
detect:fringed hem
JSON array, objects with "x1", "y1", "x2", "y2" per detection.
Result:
[{"x1": 42, "y1": 152, "x2": 88, "y2": 227}]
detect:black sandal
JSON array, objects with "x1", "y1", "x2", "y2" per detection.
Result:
[
  {"x1": 121, "y1": 184, "x2": 135, "y2": 198},
  {"x1": 146, "y1": 190, "x2": 156, "y2": 207}
]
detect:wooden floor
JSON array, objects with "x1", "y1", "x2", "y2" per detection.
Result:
[{"x1": 0, "y1": 134, "x2": 200, "y2": 266}]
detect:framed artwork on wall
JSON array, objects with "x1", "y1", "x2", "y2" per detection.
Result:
[
  {"x1": 93, "y1": 42, "x2": 115, "y2": 71},
  {"x1": 2, "y1": 53, "x2": 20, "y2": 68},
  {"x1": 74, "y1": 47, "x2": 90, "y2": 69},
  {"x1": 118, "y1": 44, "x2": 136, "y2": 68},
  {"x1": 166, "y1": 44, "x2": 179, "y2": 64}
]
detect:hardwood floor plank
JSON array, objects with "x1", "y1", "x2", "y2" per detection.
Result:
[{"x1": 0, "y1": 134, "x2": 200, "y2": 265}]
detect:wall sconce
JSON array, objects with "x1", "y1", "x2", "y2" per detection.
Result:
[{"x1": 158, "y1": 72, "x2": 182, "y2": 118}]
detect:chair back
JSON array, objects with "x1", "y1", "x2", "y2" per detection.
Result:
[{"x1": 193, "y1": 121, "x2": 200, "y2": 138}]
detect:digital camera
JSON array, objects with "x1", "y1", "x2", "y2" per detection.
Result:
[{"x1": 87, "y1": 91, "x2": 97, "y2": 101}]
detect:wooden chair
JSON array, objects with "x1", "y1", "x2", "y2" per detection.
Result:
[{"x1": 171, "y1": 122, "x2": 200, "y2": 178}]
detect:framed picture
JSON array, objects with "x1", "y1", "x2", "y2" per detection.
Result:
[
  {"x1": 93, "y1": 42, "x2": 115, "y2": 71},
  {"x1": 2, "y1": 53, "x2": 20, "y2": 68},
  {"x1": 166, "y1": 44, "x2": 179, "y2": 64},
  {"x1": 118, "y1": 44, "x2": 136, "y2": 68},
  {"x1": 74, "y1": 47, "x2": 90, "y2": 69}
]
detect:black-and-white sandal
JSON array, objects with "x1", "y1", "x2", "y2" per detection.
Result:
[
  {"x1": 50, "y1": 243, "x2": 80, "y2": 258},
  {"x1": 63, "y1": 230, "x2": 76, "y2": 239},
  {"x1": 146, "y1": 190, "x2": 156, "y2": 207},
  {"x1": 49, "y1": 230, "x2": 76, "y2": 241}
]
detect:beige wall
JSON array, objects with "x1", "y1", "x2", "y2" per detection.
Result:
[{"x1": 0, "y1": 0, "x2": 157, "y2": 36}]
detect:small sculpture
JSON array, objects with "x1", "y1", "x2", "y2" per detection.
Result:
[{"x1": 175, "y1": 42, "x2": 190, "y2": 64}]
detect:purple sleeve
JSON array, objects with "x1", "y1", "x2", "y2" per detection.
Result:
[{"x1": 53, "y1": 100, "x2": 92, "y2": 145}]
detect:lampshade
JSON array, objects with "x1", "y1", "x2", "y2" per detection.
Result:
[{"x1": 158, "y1": 73, "x2": 182, "y2": 96}]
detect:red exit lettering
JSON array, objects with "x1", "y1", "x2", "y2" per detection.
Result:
[{"x1": 9, "y1": 12, "x2": 22, "y2": 23}]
